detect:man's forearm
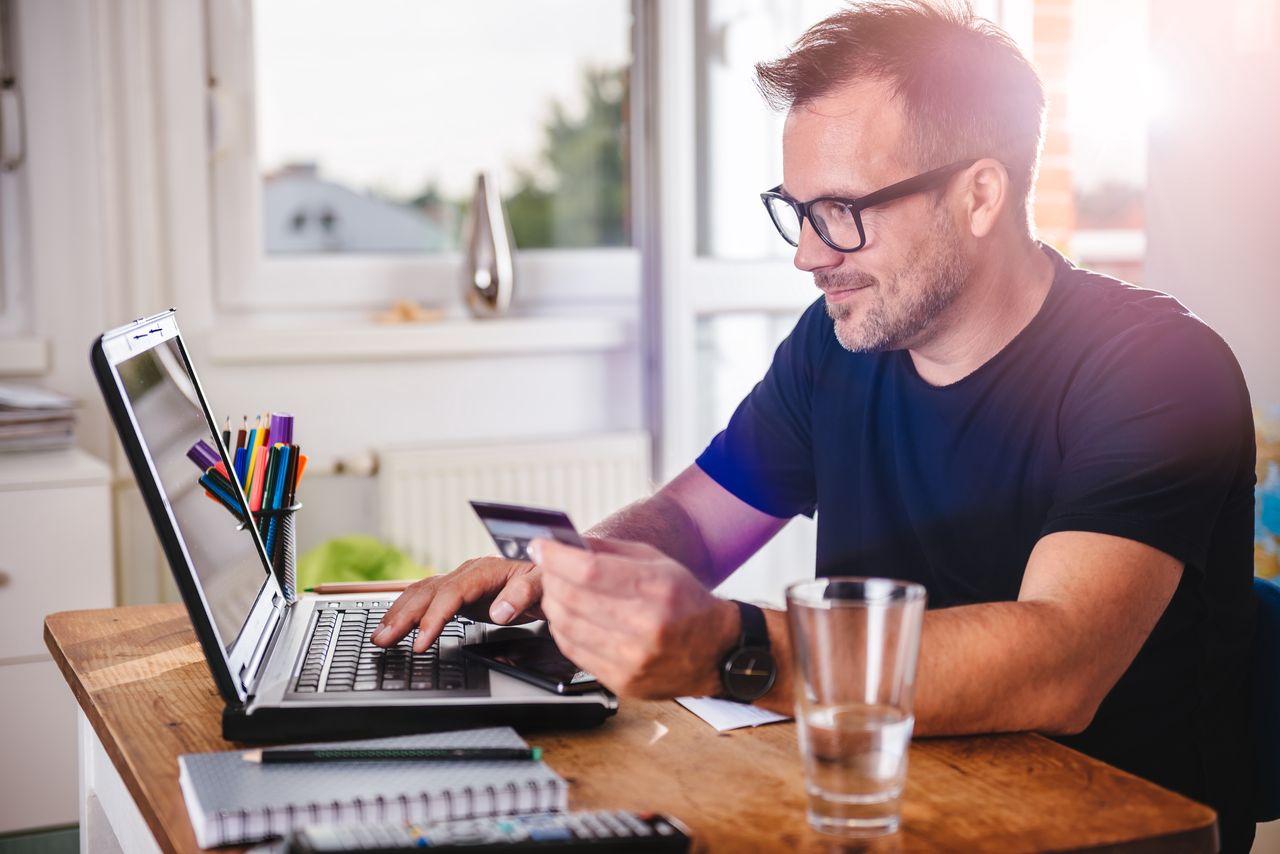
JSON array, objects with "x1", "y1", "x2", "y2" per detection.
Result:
[
  {"x1": 752, "y1": 601, "x2": 1099, "y2": 735},
  {"x1": 910, "y1": 601, "x2": 1097, "y2": 736},
  {"x1": 585, "y1": 493, "x2": 719, "y2": 586}
]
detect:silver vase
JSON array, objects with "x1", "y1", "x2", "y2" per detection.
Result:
[{"x1": 462, "y1": 172, "x2": 516, "y2": 317}]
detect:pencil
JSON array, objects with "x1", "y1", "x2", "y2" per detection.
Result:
[
  {"x1": 241, "y1": 747, "x2": 543, "y2": 764},
  {"x1": 304, "y1": 580, "x2": 414, "y2": 594},
  {"x1": 244, "y1": 418, "x2": 262, "y2": 492}
]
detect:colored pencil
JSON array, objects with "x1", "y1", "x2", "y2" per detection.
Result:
[{"x1": 244, "y1": 419, "x2": 261, "y2": 491}]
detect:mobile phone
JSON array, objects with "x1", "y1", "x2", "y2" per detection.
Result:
[
  {"x1": 469, "y1": 500, "x2": 587, "y2": 561},
  {"x1": 462, "y1": 636, "x2": 601, "y2": 695}
]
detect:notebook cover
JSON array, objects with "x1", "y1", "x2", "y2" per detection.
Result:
[{"x1": 178, "y1": 727, "x2": 567, "y2": 847}]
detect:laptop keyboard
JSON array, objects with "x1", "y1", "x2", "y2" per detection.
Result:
[{"x1": 293, "y1": 602, "x2": 472, "y2": 694}]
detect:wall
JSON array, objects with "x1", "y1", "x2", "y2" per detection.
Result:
[{"x1": 1146, "y1": 0, "x2": 1280, "y2": 409}]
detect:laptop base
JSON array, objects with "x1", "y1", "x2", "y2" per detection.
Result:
[{"x1": 223, "y1": 699, "x2": 617, "y2": 743}]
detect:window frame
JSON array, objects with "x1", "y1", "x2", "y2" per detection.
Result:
[
  {"x1": 0, "y1": 146, "x2": 29, "y2": 338},
  {"x1": 0, "y1": 0, "x2": 30, "y2": 340},
  {"x1": 203, "y1": 0, "x2": 643, "y2": 315}
]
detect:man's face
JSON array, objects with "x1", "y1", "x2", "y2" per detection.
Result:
[{"x1": 781, "y1": 78, "x2": 972, "y2": 353}]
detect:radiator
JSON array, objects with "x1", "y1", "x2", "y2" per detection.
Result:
[{"x1": 378, "y1": 432, "x2": 652, "y2": 572}]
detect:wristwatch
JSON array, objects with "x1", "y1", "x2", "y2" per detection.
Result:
[{"x1": 719, "y1": 600, "x2": 777, "y2": 702}]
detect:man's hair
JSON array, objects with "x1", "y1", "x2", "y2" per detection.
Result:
[{"x1": 755, "y1": 1, "x2": 1046, "y2": 233}]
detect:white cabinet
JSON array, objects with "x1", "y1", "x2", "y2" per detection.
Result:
[{"x1": 0, "y1": 448, "x2": 113, "y2": 833}]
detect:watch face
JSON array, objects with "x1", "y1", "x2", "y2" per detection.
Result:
[{"x1": 723, "y1": 646, "x2": 777, "y2": 701}]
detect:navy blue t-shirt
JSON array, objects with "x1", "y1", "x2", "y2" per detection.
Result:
[{"x1": 697, "y1": 246, "x2": 1256, "y2": 849}]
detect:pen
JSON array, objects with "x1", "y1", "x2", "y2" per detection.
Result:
[
  {"x1": 200, "y1": 472, "x2": 245, "y2": 521},
  {"x1": 269, "y1": 412, "x2": 293, "y2": 447},
  {"x1": 186, "y1": 440, "x2": 219, "y2": 471},
  {"x1": 258, "y1": 446, "x2": 281, "y2": 540},
  {"x1": 284, "y1": 443, "x2": 300, "y2": 505},
  {"x1": 241, "y1": 747, "x2": 544, "y2": 764},
  {"x1": 249, "y1": 446, "x2": 268, "y2": 512},
  {"x1": 264, "y1": 445, "x2": 291, "y2": 558}
]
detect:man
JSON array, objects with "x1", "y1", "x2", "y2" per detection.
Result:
[{"x1": 376, "y1": 2, "x2": 1256, "y2": 849}]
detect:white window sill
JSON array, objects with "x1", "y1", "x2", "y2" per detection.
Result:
[
  {"x1": 0, "y1": 337, "x2": 49, "y2": 376},
  {"x1": 204, "y1": 316, "x2": 632, "y2": 366}
]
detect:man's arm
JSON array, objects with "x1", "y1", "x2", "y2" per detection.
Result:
[
  {"x1": 537, "y1": 527, "x2": 1182, "y2": 737},
  {"x1": 374, "y1": 463, "x2": 785, "y2": 651},
  {"x1": 752, "y1": 532, "x2": 1183, "y2": 735},
  {"x1": 587, "y1": 464, "x2": 790, "y2": 588},
  {"x1": 909, "y1": 530, "x2": 1183, "y2": 735}
]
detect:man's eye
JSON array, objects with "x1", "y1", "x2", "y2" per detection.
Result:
[{"x1": 828, "y1": 203, "x2": 855, "y2": 221}]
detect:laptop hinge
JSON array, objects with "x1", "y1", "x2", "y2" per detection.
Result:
[{"x1": 239, "y1": 592, "x2": 285, "y2": 698}]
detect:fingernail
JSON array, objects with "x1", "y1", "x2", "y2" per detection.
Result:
[
  {"x1": 491, "y1": 600, "x2": 517, "y2": 624},
  {"x1": 528, "y1": 540, "x2": 544, "y2": 563},
  {"x1": 372, "y1": 626, "x2": 388, "y2": 642}
]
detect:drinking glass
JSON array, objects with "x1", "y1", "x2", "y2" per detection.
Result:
[{"x1": 786, "y1": 577, "x2": 926, "y2": 838}]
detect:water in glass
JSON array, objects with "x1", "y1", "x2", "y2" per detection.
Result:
[{"x1": 797, "y1": 702, "x2": 914, "y2": 837}]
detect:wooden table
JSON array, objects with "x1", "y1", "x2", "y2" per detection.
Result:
[{"x1": 45, "y1": 604, "x2": 1219, "y2": 853}]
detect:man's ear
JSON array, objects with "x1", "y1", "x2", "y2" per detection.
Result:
[{"x1": 962, "y1": 158, "x2": 1009, "y2": 238}]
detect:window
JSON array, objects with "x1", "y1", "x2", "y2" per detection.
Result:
[
  {"x1": 0, "y1": 0, "x2": 29, "y2": 339},
  {"x1": 1064, "y1": 0, "x2": 1153, "y2": 282},
  {"x1": 207, "y1": 0, "x2": 639, "y2": 312},
  {"x1": 650, "y1": 0, "x2": 1034, "y2": 602}
]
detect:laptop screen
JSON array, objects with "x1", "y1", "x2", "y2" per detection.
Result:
[{"x1": 116, "y1": 336, "x2": 267, "y2": 650}]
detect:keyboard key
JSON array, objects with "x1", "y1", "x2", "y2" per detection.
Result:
[{"x1": 581, "y1": 814, "x2": 611, "y2": 838}]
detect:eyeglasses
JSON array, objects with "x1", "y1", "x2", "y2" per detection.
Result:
[{"x1": 760, "y1": 158, "x2": 978, "y2": 253}]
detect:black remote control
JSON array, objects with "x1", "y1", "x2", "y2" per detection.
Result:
[{"x1": 250, "y1": 810, "x2": 691, "y2": 853}]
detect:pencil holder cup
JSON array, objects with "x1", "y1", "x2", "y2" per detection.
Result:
[{"x1": 252, "y1": 503, "x2": 302, "y2": 604}]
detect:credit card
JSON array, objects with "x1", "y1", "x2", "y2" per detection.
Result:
[{"x1": 469, "y1": 500, "x2": 587, "y2": 561}]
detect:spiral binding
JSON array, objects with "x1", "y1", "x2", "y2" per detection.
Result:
[{"x1": 210, "y1": 778, "x2": 560, "y2": 845}]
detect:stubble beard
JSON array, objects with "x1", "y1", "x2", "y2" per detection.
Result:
[{"x1": 823, "y1": 210, "x2": 972, "y2": 353}]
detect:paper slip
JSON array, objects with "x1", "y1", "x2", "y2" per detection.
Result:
[{"x1": 676, "y1": 696, "x2": 790, "y2": 732}]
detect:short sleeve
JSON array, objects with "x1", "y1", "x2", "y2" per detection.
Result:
[
  {"x1": 1041, "y1": 315, "x2": 1254, "y2": 571},
  {"x1": 695, "y1": 299, "x2": 826, "y2": 519}
]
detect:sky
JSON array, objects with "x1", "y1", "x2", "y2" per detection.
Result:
[{"x1": 254, "y1": 0, "x2": 631, "y2": 199}]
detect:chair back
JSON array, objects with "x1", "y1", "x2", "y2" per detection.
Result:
[{"x1": 1254, "y1": 575, "x2": 1280, "y2": 821}]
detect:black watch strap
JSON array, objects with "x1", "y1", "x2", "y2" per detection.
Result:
[
  {"x1": 718, "y1": 601, "x2": 776, "y2": 703},
  {"x1": 734, "y1": 600, "x2": 769, "y2": 649}
]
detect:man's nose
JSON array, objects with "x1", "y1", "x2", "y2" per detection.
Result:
[{"x1": 792, "y1": 219, "x2": 843, "y2": 275}]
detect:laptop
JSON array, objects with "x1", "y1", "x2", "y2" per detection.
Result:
[{"x1": 91, "y1": 310, "x2": 617, "y2": 742}]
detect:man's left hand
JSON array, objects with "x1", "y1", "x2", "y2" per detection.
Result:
[{"x1": 530, "y1": 536, "x2": 739, "y2": 699}]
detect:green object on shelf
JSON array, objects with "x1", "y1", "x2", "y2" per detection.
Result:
[{"x1": 296, "y1": 535, "x2": 431, "y2": 591}]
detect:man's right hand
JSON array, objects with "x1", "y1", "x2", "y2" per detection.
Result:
[{"x1": 370, "y1": 557, "x2": 543, "y2": 653}]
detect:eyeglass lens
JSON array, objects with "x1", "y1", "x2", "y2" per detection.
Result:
[
  {"x1": 766, "y1": 197, "x2": 862, "y2": 251},
  {"x1": 766, "y1": 197, "x2": 803, "y2": 246}
]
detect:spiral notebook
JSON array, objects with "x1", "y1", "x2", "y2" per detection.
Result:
[{"x1": 178, "y1": 727, "x2": 567, "y2": 848}]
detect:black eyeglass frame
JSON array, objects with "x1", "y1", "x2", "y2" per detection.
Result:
[{"x1": 760, "y1": 158, "x2": 979, "y2": 253}]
